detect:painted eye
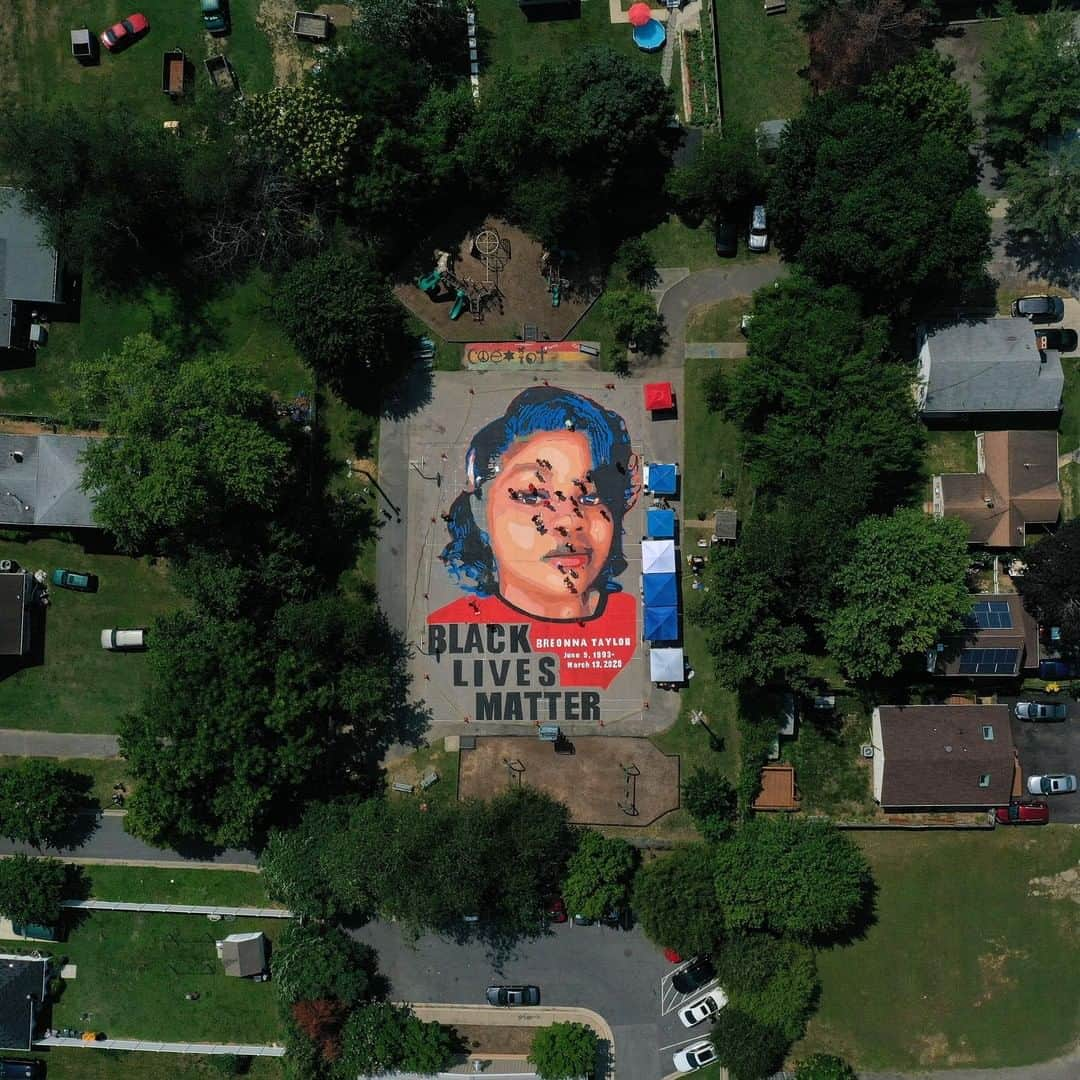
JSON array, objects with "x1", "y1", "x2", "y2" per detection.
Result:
[{"x1": 580, "y1": 492, "x2": 601, "y2": 506}]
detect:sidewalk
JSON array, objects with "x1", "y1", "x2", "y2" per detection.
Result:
[
  {"x1": 36, "y1": 1036, "x2": 284, "y2": 1056},
  {"x1": 412, "y1": 1003, "x2": 615, "y2": 1049},
  {"x1": 0, "y1": 729, "x2": 120, "y2": 758}
]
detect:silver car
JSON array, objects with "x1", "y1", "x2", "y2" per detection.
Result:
[
  {"x1": 485, "y1": 985, "x2": 540, "y2": 1007},
  {"x1": 748, "y1": 205, "x2": 768, "y2": 252},
  {"x1": 1014, "y1": 701, "x2": 1068, "y2": 721},
  {"x1": 1027, "y1": 774, "x2": 1078, "y2": 796}
]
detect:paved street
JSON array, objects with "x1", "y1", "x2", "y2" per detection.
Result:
[
  {"x1": 356, "y1": 920, "x2": 706, "y2": 1080},
  {"x1": 1001, "y1": 694, "x2": 1080, "y2": 824},
  {"x1": 0, "y1": 729, "x2": 119, "y2": 758}
]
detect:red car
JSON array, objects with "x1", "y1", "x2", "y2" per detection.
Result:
[
  {"x1": 995, "y1": 801, "x2": 1049, "y2": 825},
  {"x1": 545, "y1": 897, "x2": 567, "y2": 924},
  {"x1": 101, "y1": 13, "x2": 149, "y2": 50}
]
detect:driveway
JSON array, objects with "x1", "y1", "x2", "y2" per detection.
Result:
[
  {"x1": 1001, "y1": 694, "x2": 1080, "y2": 823},
  {"x1": 356, "y1": 920, "x2": 705, "y2": 1080}
]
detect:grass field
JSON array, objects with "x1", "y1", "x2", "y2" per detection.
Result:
[
  {"x1": 925, "y1": 429, "x2": 979, "y2": 476},
  {"x1": 796, "y1": 829, "x2": 1080, "y2": 1070},
  {"x1": 643, "y1": 218, "x2": 755, "y2": 271},
  {"x1": 783, "y1": 703, "x2": 875, "y2": 819},
  {"x1": 52, "y1": 912, "x2": 285, "y2": 1043},
  {"x1": 81, "y1": 865, "x2": 275, "y2": 908},
  {"x1": 1, "y1": 1050, "x2": 284, "y2": 1080},
  {"x1": 685, "y1": 297, "x2": 750, "y2": 342},
  {"x1": 714, "y1": 0, "x2": 808, "y2": 128},
  {"x1": 1060, "y1": 354, "x2": 1080, "y2": 454},
  {"x1": 0, "y1": 534, "x2": 179, "y2": 733},
  {"x1": 0, "y1": 756, "x2": 129, "y2": 809},
  {"x1": 387, "y1": 744, "x2": 462, "y2": 810},
  {"x1": 2, "y1": 0, "x2": 272, "y2": 119}
]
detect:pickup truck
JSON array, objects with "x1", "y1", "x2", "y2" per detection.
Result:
[{"x1": 201, "y1": 0, "x2": 229, "y2": 34}]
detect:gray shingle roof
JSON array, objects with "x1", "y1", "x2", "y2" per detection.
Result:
[
  {"x1": 0, "y1": 435, "x2": 97, "y2": 528},
  {"x1": 919, "y1": 318, "x2": 1064, "y2": 415},
  {"x1": 0, "y1": 954, "x2": 48, "y2": 1050},
  {"x1": 0, "y1": 189, "x2": 59, "y2": 305}
]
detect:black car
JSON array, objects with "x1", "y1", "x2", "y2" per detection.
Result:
[
  {"x1": 1011, "y1": 295, "x2": 1065, "y2": 323},
  {"x1": 0, "y1": 1060, "x2": 43, "y2": 1079},
  {"x1": 714, "y1": 221, "x2": 738, "y2": 257},
  {"x1": 1036, "y1": 328, "x2": 1078, "y2": 353},
  {"x1": 672, "y1": 956, "x2": 715, "y2": 995},
  {"x1": 599, "y1": 907, "x2": 632, "y2": 930},
  {"x1": 486, "y1": 985, "x2": 540, "y2": 1007}
]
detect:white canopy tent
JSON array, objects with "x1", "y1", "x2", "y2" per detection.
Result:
[
  {"x1": 641, "y1": 538, "x2": 677, "y2": 575},
  {"x1": 649, "y1": 646, "x2": 685, "y2": 683}
]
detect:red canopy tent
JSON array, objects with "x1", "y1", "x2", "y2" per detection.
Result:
[
  {"x1": 628, "y1": 2, "x2": 653, "y2": 26},
  {"x1": 644, "y1": 381, "x2": 674, "y2": 411}
]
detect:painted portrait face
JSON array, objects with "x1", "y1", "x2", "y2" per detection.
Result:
[{"x1": 484, "y1": 430, "x2": 621, "y2": 619}]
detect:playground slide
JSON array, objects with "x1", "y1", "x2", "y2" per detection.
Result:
[
  {"x1": 417, "y1": 269, "x2": 441, "y2": 294},
  {"x1": 449, "y1": 289, "x2": 468, "y2": 320}
]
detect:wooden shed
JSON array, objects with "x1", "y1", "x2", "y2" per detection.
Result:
[{"x1": 752, "y1": 764, "x2": 800, "y2": 811}]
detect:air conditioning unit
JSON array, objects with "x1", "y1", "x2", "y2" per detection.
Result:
[
  {"x1": 0, "y1": 560, "x2": 13, "y2": 572},
  {"x1": 860, "y1": 744, "x2": 875, "y2": 759}
]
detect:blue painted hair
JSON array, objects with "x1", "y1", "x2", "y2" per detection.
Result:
[{"x1": 441, "y1": 387, "x2": 634, "y2": 601}]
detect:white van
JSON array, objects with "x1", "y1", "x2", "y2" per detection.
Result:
[{"x1": 100, "y1": 628, "x2": 147, "y2": 651}]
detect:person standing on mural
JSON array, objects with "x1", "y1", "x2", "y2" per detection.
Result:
[{"x1": 433, "y1": 387, "x2": 640, "y2": 625}]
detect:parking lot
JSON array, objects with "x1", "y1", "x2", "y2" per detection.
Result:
[{"x1": 1004, "y1": 695, "x2": 1080, "y2": 824}]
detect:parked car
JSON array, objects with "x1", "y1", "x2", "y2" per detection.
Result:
[
  {"x1": 571, "y1": 913, "x2": 594, "y2": 926},
  {"x1": 1010, "y1": 295, "x2": 1065, "y2": 323},
  {"x1": 1014, "y1": 701, "x2": 1069, "y2": 721},
  {"x1": 100, "y1": 12, "x2": 149, "y2": 50},
  {"x1": 748, "y1": 205, "x2": 768, "y2": 252},
  {"x1": 545, "y1": 897, "x2": 567, "y2": 924},
  {"x1": 485, "y1": 985, "x2": 540, "y2": 1007},
  {"x1": 100, "y1": 627, "x2": 147, "y2": 651},
  {"x1": 201, "y1": 0, "x2": 230, "y2": 34},
  {"x1": 995, "y1": 801, "x2": 1050, "y2": 825},
  {"x1": 599, "y1": 907, "x2": 631, "y2": 930},
  {"x1": 1027, "y1": 774, "x2": 1078, "y2": 796},
  {"x1": 0, "y1": 1060, "x2": 43, "y2": 1079},
  {"x1": 1039, "y1": 658, "x2": 1080, "y2": 679},
  {"x1": 739, "y1": 313, "x2": 754, "y2": 336},
  {"x1": 678, "y1": 988, "x2": 728, "y2": 1028},
  {"x1": 713, "y1": 221, "x2": 738, "y2": 257},
  {"x1": 1036, "y1": 328, "x2": 1078, "y2": 353},
  {"x1": 673, "y1": 1039, "x2": 718, "y2": 1073},
  {"x1": 672, "y1": 956, "x2": 715, "y2": 995},
  {"x1": 50, "y1": 568, "x2": 98, "y2": 592}
]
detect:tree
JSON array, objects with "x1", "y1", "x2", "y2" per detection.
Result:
[
  {"x1": 681, "y1": 768, "x2": 737, "y2": 841},
  {"x1": 63, "y1": 334, "x2": 290, "y2": 555},
  {"x1": 981, "y1": 7, "x2": 1080, "y2": 166},
  {"x1": 1016, "y1": 518, "x2": 1080, "y2": 658},
  {"x1": 713, "y1": 818, "x2": 872, "y2": 941},
  {"x1": 291, "y1": 999, "x2": 347, "y2": 1064},
  {"x1": 561, "y1": 831, "x2": 637, "y2": 920},
  {"x1": 272, "y1": 922, "x2": 380, "y2": 1008},
  {"x1": 529, "y1": 1022, "x2": 599, "y2": 1080},
  {"x1": 665, "y1": 126, "x2": 766, "y2": 225},
  {"x1": 122, "y1": 597, "x2": 413, "y2": 849},
  {"x1": 632, "y1": 843, "x2": 725, "y2": 956},
  {"x1": 238, "y1": 86, "x2": 360, "y2": 188},
  {"x1": 0, "y1": 759, "x2": 87, "y2": 849},
  {"x1": 807, "y1": 0, "x2": 928, "y2": 93},
  {"x1": 827, "y1": 509, "x2": 972, "y2": 680},
  {"x1": 795, "y1": 1054, "x2": 859, "y2": 1080},
  {"x1": 0, "y1": 854, "x2": 67, "y2": 927},
  {"x1": 1004, "y1": 143, "x2": 1080, "y2": 250},
  {"x1": 336, "y1": 1004, "x2": 455, "y2": 1076},
  {"x1": 864, "y1": 50, "x2": 977, "y2": 150},
  {"x1": 709, "y1": 1007, "x2": 788, "y2": 1080},
  {"x1": 614, "y1": 237, "x2": 660, "y2": 289},
  {"x1": 599, "y1": 288, "x2": 666, "y2": 354},
  {"x1": 274, "y1": 247, "x2": 408, "y2": 404},
  {"x1": 769, "y1": 95, "x2": 991, "y2": 311}
]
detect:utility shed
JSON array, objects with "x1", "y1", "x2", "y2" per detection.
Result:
[
  {"x1": 217, "y1": 932, "x2": 267, "y2": 978},
  {"x1": 0, "y1": 571, "x2": 35, "y2": 657},
  {"x1": 0, "y1": 189, "x2": 62, "y2": 350}
]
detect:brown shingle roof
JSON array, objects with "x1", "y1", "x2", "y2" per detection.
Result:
[
  {"x1": 877, "y1": 705, "x2": 1016, "y2": 809},
  {"x1": 935, "y1": 430, "x2": 1060, "y2": 547}
]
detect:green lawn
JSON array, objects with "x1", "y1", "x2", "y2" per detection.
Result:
[
  {"x1": 796, "y1": 829, "x2": 1080, "y2": 1070},
  {"x1": 474, "y1": 0, "x2": 662, "y2": 73},
  {"x1": 0, "y1": 535, "x2": 180, "y2": 733},
  {"x1": 714, "y1": 0, "x2": 808, "y2": 128},
  {"x1": 643, "y1": 218, "x2": 755, "y2": 271},
  {"x1": 52, "y1": 912, "x2": 285, "y2": 1043},
  {"x1": 682, "y1": 356, "x2": 748, "y2": 520},
  {"x1": 81, "y1": 865, "x2": 276, "y2": 908},
  {"x1": 0, "y1": 756, "x2": 129, "y2": 810},
  {"x1": 1061, "y1": 460, "x2": 1080, "y2": 521},
  {"x1": 685, "y1": 297, "x2": 750, "y2": 342},
  {"x1": 1, "y1": 1050, "x2": 283, "y2": 1080},
  {"x1": 1060, "y1": 354, "x2": 1080, "y2": 454},
  {"x1": 5, "y1": 0, "x2": 272, "y2": 119},
  {"x1": 925, "y1": 429, "x2": 978, "y2": 476},
  {"x1": 387, "y1": 744, "x2": 462, "y2": 810}
]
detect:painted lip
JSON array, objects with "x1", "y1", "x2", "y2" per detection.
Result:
[{"x1": 543, "y1": 548, "x2": 592, "y2": 568}]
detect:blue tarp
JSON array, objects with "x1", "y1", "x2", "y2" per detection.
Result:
[
  {"x1": 646, "y1": 507, "x2": 676, "y2": 538},
  {"x1": 647, "y1": 462, "x2": 677, "y2": 495},
  {"x1": 643, "y1": 572, "x2": 678, "y2": 606},
  {"x1": 644, "y1": 605, "x2": 679, "y2": 641}
]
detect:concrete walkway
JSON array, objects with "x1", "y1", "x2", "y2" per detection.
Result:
[
  {"x1": 36, "y1": 1036, "x2": 284, "y2": 1056},
  {"x1": 60, "y1": 899, "x2": 290, "y2": 918},
  {"x1": 684, "y1": 342, "x2": 746, "y2": 358},
  {"x1": 0, "y1": 729, "x2": 120, "y2": 758},
  {"x1": 862, "y1": 1044, "x2": 1080, "y2": 1080}
]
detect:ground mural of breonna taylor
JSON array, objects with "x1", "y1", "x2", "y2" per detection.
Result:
[{"x1": 427, "y1": 386, "x2": 640, "y2": 724}]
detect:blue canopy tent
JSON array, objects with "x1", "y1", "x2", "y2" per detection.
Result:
[
  {"x1": 646, "y1": 507, "x2": 675, "y2": 538},
  {"x1": 644, "y1": 605, "x2": 679, "y2": 641},
  {"x1": 645, "y1": 462, "x2": 678, "y2": 496},
  {"x1": 643, "y1": 572, "x2": 678, "y2": 607}
]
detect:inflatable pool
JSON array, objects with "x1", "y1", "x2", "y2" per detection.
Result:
[{"x1": 633, "y1": 17, "x2": 666, "y2": 51}]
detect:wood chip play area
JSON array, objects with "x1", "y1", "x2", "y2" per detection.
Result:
[{"x1": 457, "y1": 736, "x2": 680, "y2": 826}]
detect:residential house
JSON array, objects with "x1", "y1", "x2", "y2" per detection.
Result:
[
  {"x1": 0, "y1": 953, "x2": 49, "y2": 1050},
  {"x1": 932, "y1": 429, "x2": 1061, "y2": 547},
  {"x1": 0, "y1": 568, "x2": 36, "y2": 657},
  {"x1": 0, "y1": 434, "x2": 98, "y2": 529},
  {"x1": 927, "y1": 592, "x2": 1039, "y2": 678},
  {"x1": 0, "y1": 189, "x2": 62, "y2": 351},
  {"x1": 870, "y1": 704, "x2": 1019, "y2": 811},
  {"x1": 916, "y1": 318, "x2": 1063, "y2": 424}
]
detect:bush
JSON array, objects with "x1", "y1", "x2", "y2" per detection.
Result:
[
  {"x1": 710, "y1": 1007, "x2": 787, "y2": 1080},
  {"x1": 681, "y1": 768, "x2": 737, "y2": 840},
  {"x1": 529, "y1": 1022, "x2": 599, "y2": 1080},
  {"x1": 795, "y1": 1053, "x2": 858, "y2": 1080}
]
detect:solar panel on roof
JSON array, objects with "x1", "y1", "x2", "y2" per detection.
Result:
[
  {"x1": 957, "y1": 647, "x2": 1019, "y2": 675},
  {"x1": 967, "y1": 599, "x2": 1013, "y2": 629}
]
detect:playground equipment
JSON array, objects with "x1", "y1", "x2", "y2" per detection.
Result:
[
  {"x1": 449, "y1": 289, "x2": 469, "y2": 320},
  {"x1": 417, "y1": 269, "x2": 441, "y2": 294},
  {"x1": 618, "y1": 762, "x2": 640, "y2": 817},
  {"x1": 417, "y1": 249, "x2": 454, "y2": 296},
  {"x1": 540, "y1": 249, "x2": 569, "y2": 308}
]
